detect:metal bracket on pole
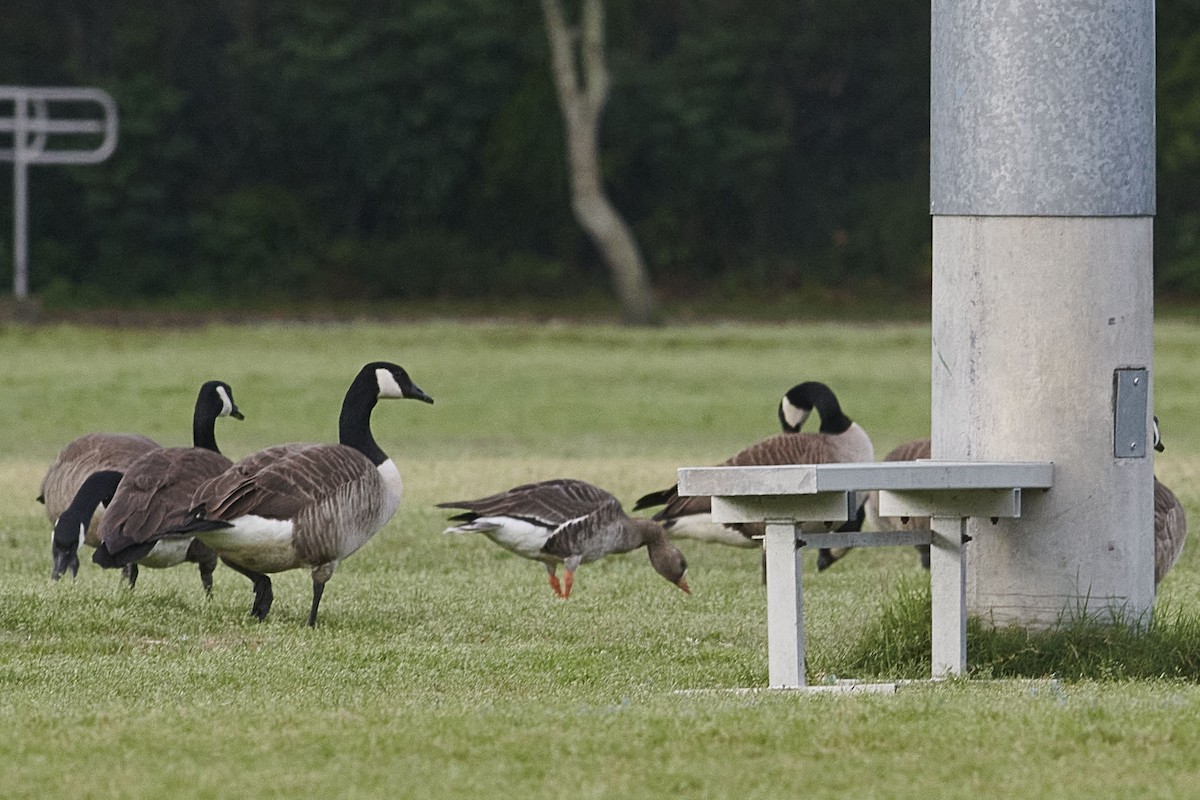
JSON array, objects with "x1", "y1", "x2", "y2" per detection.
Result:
[{"x1": 0, "y1": 86, "x2": 119, "y2": 300}]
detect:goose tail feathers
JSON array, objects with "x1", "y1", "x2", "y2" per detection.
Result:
[
  {"x1": 92, "y1": 541, "x2": 157, "y2": 569},
  {"x1": 632, "y1": 487, "x2": 674, "y2": 511}
]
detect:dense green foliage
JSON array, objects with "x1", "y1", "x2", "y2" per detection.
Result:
[{"x1": 1, "y1": 3, "x2": 1198, "y2": 305}]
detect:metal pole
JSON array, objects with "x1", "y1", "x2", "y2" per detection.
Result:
[
  {"x1": 12, "y1": 92, "x2": 28, "y2": 300},
  {"x1": 930, "y1": 1, "x2": 1156, "y2": 626},
  {"x1": 1, "y1": 86, "x2": 118, "y2": 302}
]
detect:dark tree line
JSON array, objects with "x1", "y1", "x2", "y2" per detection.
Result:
[{"x1": 2, "y1": 1, "x2": 1198, "y2": 307}]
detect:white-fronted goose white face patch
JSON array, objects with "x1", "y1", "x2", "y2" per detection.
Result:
[
  {"x1": 376, "y1": 368, "x2": 406, "y2": 399},
  {"x1": 216, "y1": 384, "x2": 235, "y2": 417},
  {"x1": 781, "y1": 398, "x2": 811, "y2": 431}
]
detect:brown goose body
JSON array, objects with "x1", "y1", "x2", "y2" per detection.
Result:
[
  {"x1": 635, "y1": 381, "x2": 873, "y2": 550},
  {"x1": 440, "y1": 478, "x2": 690, "y2": 598},
  {"x1": 39, "y1": 433, "x2": 161, "y2": 542},
  {"x1": 184, "y1": 443, "x2": 399, "y2": 575},
  {"x1": 639, "y1": 425, "x2": 874, "y2": 546},
  {"x1": 1155, "y1": 477, "x2": 1187, "y2": 587}
]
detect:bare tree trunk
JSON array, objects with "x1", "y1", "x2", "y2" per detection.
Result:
[{"x1": 540, "y1": 0, "x2": 661, "y2": 325}]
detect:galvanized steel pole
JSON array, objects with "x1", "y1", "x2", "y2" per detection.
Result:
[{"x1": 930, "y1": 1, "x2": 1156, "y2": 626}]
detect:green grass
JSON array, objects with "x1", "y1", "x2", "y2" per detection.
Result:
[{"x1": 3, "y1": 319, "x2": 1200, "y2": 799}]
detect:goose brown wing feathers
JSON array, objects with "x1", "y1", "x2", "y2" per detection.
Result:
[
  {"x1": 653, "y1": 433, "x2": 838, "y2": 521},
  {"x1": 438, "y1": 479, "x2": 618, "y2": 529},
  {"x1": 39, "y1": 433, "x2": 161, "y2": 518},
  {"x1": 540, "y1": 494, "x2": 630, "y2": 561},
  {"x1": 193, "y1": 444, "x2": 374, "y2": 522},
  {"x1": 99, "y1": 448, "x2": 232, "y2": 552}
]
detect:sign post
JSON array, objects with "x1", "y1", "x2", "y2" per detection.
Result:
[{"x1": 0, "y1": 86, "x2": 118, "y2": 300}]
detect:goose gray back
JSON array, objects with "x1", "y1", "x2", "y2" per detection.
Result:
[
  {"x1": 1153, "y1": 419, "x2": 1188, "y2": 587},
  {"x1": 168, "y1": 362, "x2": 433, "y2": 626},
  {"x1": 38, "y1": 433, "x2": 161, "y2": 537},
  {"x1": 90, "y1": 380, "x2": 244, "y2": 595},
  {"x1": 635, "y1": 381, "x2": 873, "y2": 547},
  {"x1": 440, "y1": 478, "x2": 690, "y2": 599}
]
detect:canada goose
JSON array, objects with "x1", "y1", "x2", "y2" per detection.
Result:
[
  {"x1": 51, "y1": 470, "x2": 122, "y2": 581},
  {"x1": 38, "y1": 433, "x2": 160, "y2": 536},
  {"x1": 844, "y1": 437, "x2": 935, "y2": 571},
  {"x1": 91, "y1": 380, "x2": 244, "y2": 594},
  {"x1": 161, "y1": 362, "x2": 433, "y2": 626},
  {"x1": 439, "y1": 478, "x2": 690, "y2": 598},
  {"x1": 1153, "y1": 419, "x2": 1187, "y2": 587},
  {"x1": 634, "y1": 381, "x2": 874, "y2": 560}
]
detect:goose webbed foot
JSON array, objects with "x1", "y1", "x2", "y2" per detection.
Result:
[
  {"x1": 200, "y1": 565, "x2": 215, "y2": 598},
  {"x1": 122, "y1": 563, "x2": 139, "y2": 589},
  {"x1": 816, "y1": 548, "x2": 838, "y2": 571},
  {"x1": 249, "y1": 576, "x2": 274, "y2": 621}
]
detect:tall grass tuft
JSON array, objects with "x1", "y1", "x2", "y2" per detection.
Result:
[{"x1": 847, "y1": 578, "x2": 1200, "y2": 681}]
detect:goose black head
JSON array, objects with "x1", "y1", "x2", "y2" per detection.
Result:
[
  {"x1": 199, "y1": 380, "x2": 245, "y2": 421},
  {"x1": 367, "y1": 362, "x2": 434, "y2": 405},
  {"x1": 778, "y1": 381, "x2": 851, "y2": 434},
  {"x1": 51, "y1": 470, "x2": 123, "y2": 581},
  {"x1": 1153, "y1": 416, "x2": 1164, "y2": 453}
]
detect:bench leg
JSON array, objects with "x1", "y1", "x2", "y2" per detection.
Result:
[
  {"x1": 764, "y1": 521, "x2": 805, "y2": 688},
  {"x1": 930, "y1": 516, "x2": 968, "y2": 678}
]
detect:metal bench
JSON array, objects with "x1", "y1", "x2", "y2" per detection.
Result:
[{"x1": 677, "y1": 460, "x2": 1054, "y2": 689}]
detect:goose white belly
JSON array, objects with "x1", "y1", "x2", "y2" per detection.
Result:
[
  {"x1": 138, "y1": 537, "x2": 197, "y2": 569},
  {"x1": 198, "y1": 516, "x2": 302, "y2": 574},
  {"x1": 473, "y1": 518, "x2": 556, "y2": 561},
  {"x1": 666, "y1": 514, "x2": 758, "y2": 548},
  {"x1": 196, "y1": 461, "x2": 403, "y2": 573}
]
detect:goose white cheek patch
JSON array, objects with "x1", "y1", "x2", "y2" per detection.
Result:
[
  {"x1": 376, "y1": 368, "x2": 406, "y2": 398},
  {"x1": 216, "y1": 385, "x2": 234, "y2": 417},
  {"x1": 781, "y1": 399, "x2": 811, "y2": 430}
]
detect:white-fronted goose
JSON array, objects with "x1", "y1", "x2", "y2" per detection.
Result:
[
  {"x1": 162, "y1": 362, "x2": 433, "y2": 626},
  {"x1": 634, "y1": 381, "x2": 874, "y2": 560},
  {"x1": 1154, "y1": 419, "x2": 1187, "y2": 587},
  {"x1": 439, "y1": 478, "x2": 690, "y2": 598},
  {"x1": 91, "y1": 380, "x2": 244, "y2": 594}
]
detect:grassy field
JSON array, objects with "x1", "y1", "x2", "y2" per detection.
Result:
[{"x1": 2, "y1": 319, "x2": 1199, "y2": 798}]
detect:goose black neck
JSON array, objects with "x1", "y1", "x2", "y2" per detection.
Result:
[
  {"x1": 796, "y1": 382, "x2": 852, "y2": 434},
  {"x1": 193, "y1": 403, "x2": 222, "y2": 453},
  {"x1": 339, "y1": 373, "x2": 388, "y2": 466},
  {"x1": 65, "y1": 470, "x2": 123, "y2": 524}
]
